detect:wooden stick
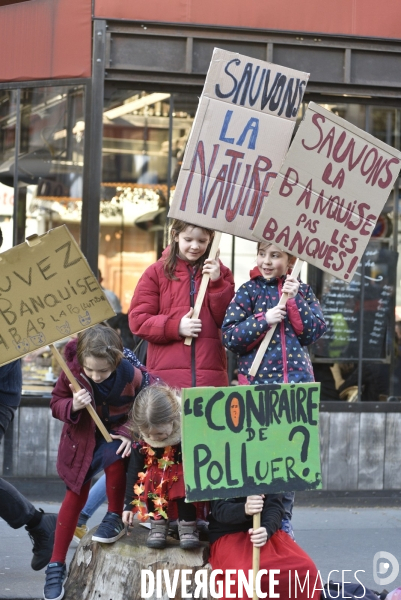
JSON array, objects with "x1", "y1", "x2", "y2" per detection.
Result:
[
  {"x1": 248, "y1": 259, "x2": 303, "y2": 377},
  {"x1": 184, "y1": 231, "x2": 223, "y2": 346},
  {"x1": 50, "y1": 344, "x2": 113, "y2": 443},
  {"x1": 252, "y1": 512, "x2": 261, "y2": 600}
]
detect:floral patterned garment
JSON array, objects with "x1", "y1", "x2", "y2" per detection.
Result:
[
  {"x1": 125, "y1": 441, "x2": 188, "y2": 517},
  {"x1": 222, "y1": 269, "x2": 326, "y2": 385}
]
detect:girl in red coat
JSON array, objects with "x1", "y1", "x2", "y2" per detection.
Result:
[
  {"x1": 43, "y1": 325, "x2": 148, "y2": 600},
  {"x1": 129, "y1": 219, "x2": 235, "y2": 389}
]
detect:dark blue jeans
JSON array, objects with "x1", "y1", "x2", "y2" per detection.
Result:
[{"x1": 282, "y1": 491, "x2": 295, "y2": 519}]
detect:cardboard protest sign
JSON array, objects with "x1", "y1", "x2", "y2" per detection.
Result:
[
  {"x1": 252, "y1": 102, "x2": 401, "y2": 281},
  {"x1": 0, "y1": 225, "x2": 115, "y2": 366},
  {"x1": 182, "y1": 383, "x2": 321, "y2": 502},
  {"x1": 168, "y1": 48, "x2": 309, "y2": 240}
]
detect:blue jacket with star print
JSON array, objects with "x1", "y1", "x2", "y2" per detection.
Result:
[{"x1": 222, "y1": 267, "x2": 326, "y2": 384}]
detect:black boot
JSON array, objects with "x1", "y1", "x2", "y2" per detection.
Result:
[{"x1": 26, "y1": 509, "x2": 57, "y2": 571}]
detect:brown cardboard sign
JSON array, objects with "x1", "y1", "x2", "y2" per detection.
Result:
[
  {"x1": 252, "y1": 102, "x2": 401, "y2": 281},
  {"x1": 0, "y1": 225, "x2": 115, "y2": 366},
  {"x1": 168, "y1": 48, "x2": 309, "y2": 240}
]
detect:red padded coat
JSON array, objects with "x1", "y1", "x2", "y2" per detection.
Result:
[{"x1": 128, "y1": 250, "x2": 235, "y2": 389}]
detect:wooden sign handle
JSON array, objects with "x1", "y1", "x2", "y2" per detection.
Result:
[
  {"x1": 184, "y1": 231, "x2": 223, "y2": 346},
  {"x1": 248, "y1": 259, "x2": 303, "y2": 377},
  {"x1": 252, "y1": 512, "x2": 261, "y2": 600},
  {"x1": 50, "y1": 344, "x2": 113, "y2": 443}
]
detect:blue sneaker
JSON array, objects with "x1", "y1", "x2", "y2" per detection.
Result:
[
  {"x1": 43, "y1": 562, "x2": 66, "y2": 600},
  {"x1": 91, "y1": 511, "x2": 126, "y2": 543},
  {"x1": 281, "y1": 517, "x2": 295, "y2": 540}
]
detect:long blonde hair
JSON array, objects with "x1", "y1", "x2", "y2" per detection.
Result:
[
  {"x1": 128, "y1": 385, "x2": 181, "y2": 440},
  {"x1": 163, "y1": 219, "x2": 215, "y2": 280}
]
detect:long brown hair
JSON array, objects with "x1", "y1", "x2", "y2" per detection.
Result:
[
  {"x1": 163, "y1": 219, "x2": 215, "y2": 280},
  {"x1": 77, "y1": 323, "x2": 124, "y2": 370}
]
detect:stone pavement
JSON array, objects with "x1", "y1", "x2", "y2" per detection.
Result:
[{"x1": 0, "y1": 500, "x2": 400, "y2": 599}]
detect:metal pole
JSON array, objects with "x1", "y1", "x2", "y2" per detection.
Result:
[
  {"x1": 81, "y1": 20, "x2": 107, "y2": 274},
  {"x1": 388, "y1": 108, "x2": 400, "y2": 396},
  {"x1": 12, "y1": 88, "x2": 21, "y2": 247},
  {"x1": 231, "y1": 234, "x2": 235, "y2": 277},
  {"x1": 357, "y1": 253, "x2": 366, "y2": 402},
  {"x1": 164, "y1": 94, "x2": 174, "y2": 249}
]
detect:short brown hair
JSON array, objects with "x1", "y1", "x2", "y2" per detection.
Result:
[{"x1": 77, "y1": 323, "x2": 124, "y2": 369}]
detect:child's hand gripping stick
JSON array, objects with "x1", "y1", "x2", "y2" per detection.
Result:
[
  {"x1": 248, "y1": 259, "x2": 303, "y2": 377},
  {"x1": 50, "y1": 344, "x2": 113, "y2": 443},
  {"x1": 184, "y1": 231, "x2": 222, "y2": 346}
]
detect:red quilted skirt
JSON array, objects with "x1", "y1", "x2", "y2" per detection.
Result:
[{"x1": 209, "y1": 530, "x2": 321, "y2": 600}]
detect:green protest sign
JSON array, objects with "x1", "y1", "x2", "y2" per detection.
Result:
[{"x1": 182, "y1": 383, "x2": 322, "y2": 502}]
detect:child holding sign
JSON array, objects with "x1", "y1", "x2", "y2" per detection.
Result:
[
  {"x1": 44, "y1": 325, "x2": 150, "y2": 600},
  {"x1": 222, "y1": 242, "x2": 326, "y2": 384},
  {"x1": 122, "y1": 385, "x2": 199, "y2": 549},
  {"x1": 208, "y1": 494, "x2": 320, "y2": 599},
  {"x1": 128, "y1": 219, "x2": 235, "y2": 389},
  {"x1": 222, "y1": 242, "x2": 326, "y2": 536}
]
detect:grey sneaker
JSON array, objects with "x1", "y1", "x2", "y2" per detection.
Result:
[
  {"x1": 147, "y1": 519, "x2": 169, "y2": 549},
  {"x1": 178, "y1": 520, "x2": 200, "y2": 549}
]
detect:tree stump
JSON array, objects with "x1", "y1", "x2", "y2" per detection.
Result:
[{"x1": 64, "y1": 521, "x2": 212, "y2": 600}]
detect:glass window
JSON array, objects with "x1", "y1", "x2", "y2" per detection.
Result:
[
  {"x1": 368, "y1": 106, "x2": 399, "y2": 147},
  {"x1": 100, "y1": 90, "x2": 174, "y2": 312},
  {"x1": 23, "y1": 85, "x2": 86, "y2": 244},
  {"x1": 100, "y1": 89, "x2": 259, "y2": 310},
  {"x1": 0, "y1": 85, "x2": 86, "y2": 248},
  {"x1": 0, "y1": 85, "x2": 86, "y2": 393},
  {"x1": 0, "y1": 90, "x2": 17, "y2": 250}
]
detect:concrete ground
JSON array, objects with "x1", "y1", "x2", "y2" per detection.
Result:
[
  {"x1": 1, "y1": 500, "x2": 400, "y2": 599},
  {"x1": 0, "y1": 501, "x2": 107, "y2": 600}
]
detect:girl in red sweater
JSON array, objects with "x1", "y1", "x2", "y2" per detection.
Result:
[{"x1": 129, "y1": 219, "x2": 235, "y2": 389}]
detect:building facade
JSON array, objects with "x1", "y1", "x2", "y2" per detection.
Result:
[{"x1": 1, "y1": 0, "x2": 401, "y2": 400}]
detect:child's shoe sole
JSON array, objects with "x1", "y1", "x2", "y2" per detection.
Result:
[
  {"x1": 43, "y1": 584, "x2": 65, "y2": 600},
  {"x1": 180, "y1": 539, "x2": 200, "y2": 550},
  {"x1": 91, "y1": 529, "x2": 126, "y2": 543},
  {"x1": 146, "y1": 539, "x2": 167, "y2": 549}
]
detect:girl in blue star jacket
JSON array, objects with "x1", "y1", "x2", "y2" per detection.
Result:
[
  {"x1": 222, "y1": 242, "x2": 326, "y2": 536},
  {"x1": 222, "y1": 242, "x2": 326, "y2": 385}
]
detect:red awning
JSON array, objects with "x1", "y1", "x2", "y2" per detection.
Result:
[
  {"x1": 0, "y1": 0, "x2": 92, "y2": 82},
  {"x1": 95, "y1": 0, "x2": 401, "y2": 40}
]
